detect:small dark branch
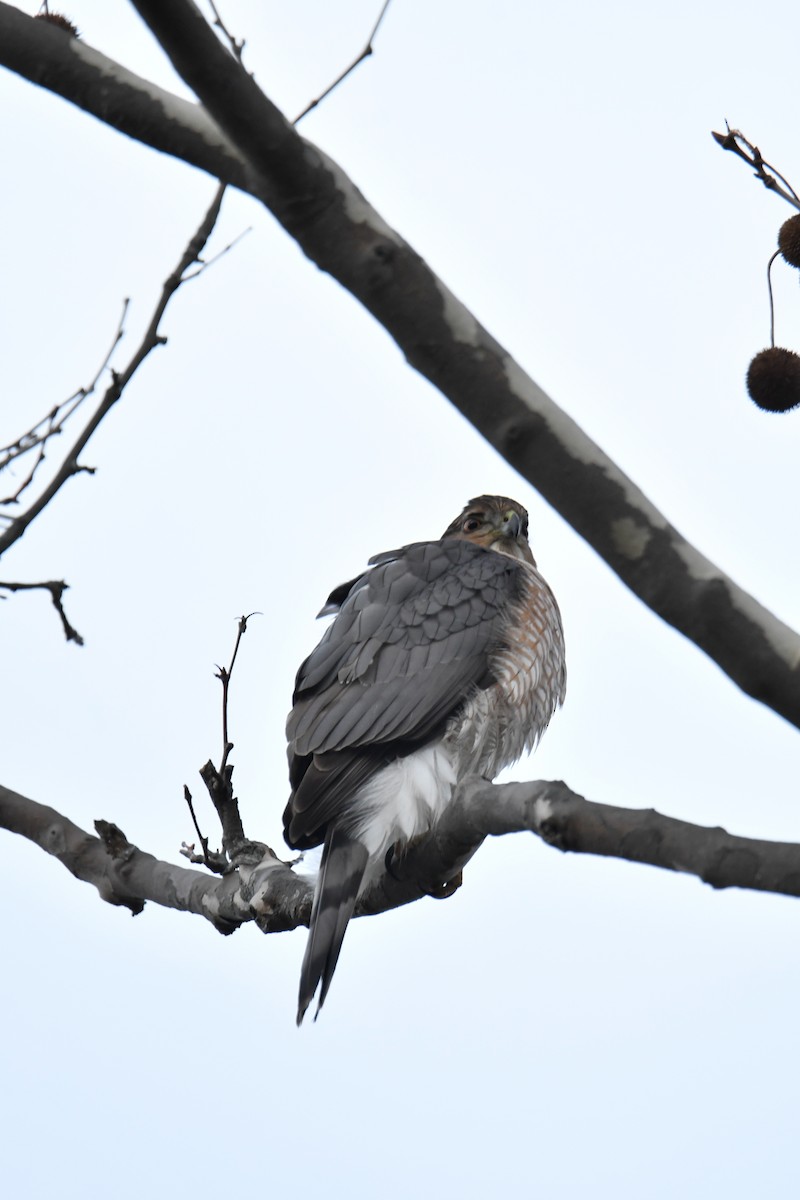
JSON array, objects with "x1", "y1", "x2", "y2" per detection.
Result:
[
  {"x1": 208, "y1": 1, "x2": 245, "y2": 63},
  {"x1": 182, "y1": 223, "x2": 251, "y2": 281},
  {"x1": 187, "y1": 615, "x2": 260, "y2": 873},
  {"x1": 0, "y1": 578, "x2": 83, "y2": 644},
  {"x1": 216, "y1": 613, "x2": 254, "y2": 775},
  {"x1": 199, "y1": 759, "x2": 245, "y2": 854},
  {"x1": 0, "y1": 302, "x2": 125, "y2": 506},
  {"x1": 0, "y1": 184, "x2": 227, "y2": 562},
  {"x1": 181, "y1": 783, "x2": 228, "y2": 873},
  {"x1": 767, "y1": 249, "x2": 781, "y2": 347},
  {"x1": 114, "y1": 182, "x2": 227, "y2": 395},
  {"x1": 0, "y1": 412, "x2": 53, "y2": 504},
  {"x1": 293, "y1": 0, "x2": 393, "y2": 124},
  {"x1": 712, "y1": 124, "x2": 800, "y2": 211},
  {"x1": 1, "y1": 436, "x2": 49, "y2": 505},
  {"x1": 184, "y1": 783, "x2": 209, "y2": 856}
]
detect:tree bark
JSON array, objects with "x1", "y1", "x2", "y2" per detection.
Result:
[
  {"x1": 0, "y1": 2, "x2": 798, "y2": 729},
  {"x1": 4, "y1": 781, "x2": 800, "y2": 938}
]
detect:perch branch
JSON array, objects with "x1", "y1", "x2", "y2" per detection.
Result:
[{"x1": 5, "y1": 779, "x2": 800, "y2": 939}]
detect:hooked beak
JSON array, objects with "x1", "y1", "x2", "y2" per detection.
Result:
[{"x1": 501, "y1": 512, "x2": 522, "y2": 540}]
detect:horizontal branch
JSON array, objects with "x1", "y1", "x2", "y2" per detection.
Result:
[
  {"x1": 428, "y1": 778, "x2": 800, "y2": 899},
  {"x1": 1, "y1": 3, "x2": 799, "y2": 727},
  {"x1": 4, "y1": 778, "x2": 800, "y2": 943},
  {"x1": 0, "y1": 578, "x2": 83, "y2": 643},
  {"x1": 0, "y1": 782, "x2": 311, "y2": 933}
]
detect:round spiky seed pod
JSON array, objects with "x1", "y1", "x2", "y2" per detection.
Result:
[
  {"x1": 746, "y1": 347, "x2": 800, "y2": 413},
  {"x1": 778, "y1": 214, "x2": 800, "y2": 269},
  {"x1": 34, "y1": 12, "x2": 79, "y2": 37}
]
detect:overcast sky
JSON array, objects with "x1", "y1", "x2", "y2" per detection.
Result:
[{"x1": 3, "y1": 2, "x2": 800, "y2": 1197}]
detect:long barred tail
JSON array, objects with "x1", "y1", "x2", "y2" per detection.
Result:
[{"x1": 297, "y1": 826, "x2": 369, "y2": 1025}]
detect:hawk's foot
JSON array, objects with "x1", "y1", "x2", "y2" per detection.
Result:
[
  {"x1": 384, "y1": 842, "x2": 463, "y2": 899},
  {"x1": 424, "y1": 871, "x2": 463, "y2": 900},
  {"x1": 384, "y1": 841, "x2": 404, "y2": 882}
]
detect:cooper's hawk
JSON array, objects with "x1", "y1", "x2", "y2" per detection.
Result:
[{"x1": 285, "y1": 495, "x2": 566, "y2": 1023}]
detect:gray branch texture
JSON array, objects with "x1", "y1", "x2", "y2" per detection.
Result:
[
  {"x1": 1, "y1": 1, "x2": 798, "y2": 728},
  {"x1": 0, "y1": 2, "x2": 799, "y2": 926},
  {"x1": 5, "y1": 779, "x2": 800, "y2": 935}
]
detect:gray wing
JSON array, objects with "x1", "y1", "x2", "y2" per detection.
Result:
[{"x1": 284, "y1": 539, "x2": 523, "y2": 849}]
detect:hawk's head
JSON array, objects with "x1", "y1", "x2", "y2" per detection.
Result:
[{"x1": 442, "y1": 495, "x2": 535, "y2": 565}]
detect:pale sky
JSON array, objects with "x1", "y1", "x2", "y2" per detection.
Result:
[{"x1": 2, "y1": 2, "x2": 800, "y2": 1197}]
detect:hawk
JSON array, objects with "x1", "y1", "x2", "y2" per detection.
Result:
[{"x1": 284, "y1": 495, "x2": 566, "y2": 1023}]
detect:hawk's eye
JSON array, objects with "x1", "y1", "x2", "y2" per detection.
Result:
[{"x1": 463, "y1": 516, "x2": 482, "y2": 532}]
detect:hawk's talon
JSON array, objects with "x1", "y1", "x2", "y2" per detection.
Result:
[{"x1": 384, "y1": 842, "x2": 403, "y2": 882}]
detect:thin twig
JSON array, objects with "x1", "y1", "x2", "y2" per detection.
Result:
[
  {"x1": 184, "y1": 784, "x2": 208, "y2": 855},
  {"x1": 182, "y1": 224, "x2": 251, "y2": 281},
  {"x1": 0, "y1": 578, "x2": 83, "y2": 643},
  {"x1": 217, "y1": 612, "x2": 257, "y2": 774},
  {"x1": 767, "y1": 249, "x2": 780, "y2": 347},
  {"x1": 208, "y1": 0, "x2": 245, "y2": 63},
  {"x1": 0, "y1": 184, "x2": 227, "y2": 562},
  {"x1": 181, "y1": 784, "x2": 228, "y2": 873},
  {"x1": 712, "y1": 124, "x2": 800, "y2": 211},
  {"x1": 293, "y1": 0, "x2": 393, "y2": 125},
  {"x1": 0, "y1": 302, "x2": 126, "y2": 505},
  {"x1": 184, "y1": 614, "x2": 259, "y2": 872}
]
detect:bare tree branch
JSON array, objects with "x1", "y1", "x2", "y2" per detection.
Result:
[
  {"x1": 293, "y1": 0, "x2": 393, "y2": 124},
  {"x1": 0, "y1": 6, "x2": 258, "y2": 193},
  {"x1": 0, "y1": 181, "x2": 226, "y2": 562},
  {"x1": 712, "y1": 124, "x2": 800, "y2": 211},
  {"x1": 0, "y1": 578, "x2": 83, "y2": 643},
  {"x1": 4, "y1": 778, "x2": 800, "y2": 941},
  {"x1": 179, "y1": 614, "x2": 260, "y2": 874},
  {"x1": 0, "y1": 303, "x2": 125, "y2": 508},
  {"x1": 207, "y1": 1, "x2": 245, "y2": 64},
  {"x1": 1, "y1": 4, "x2": 799, "y2": 727},
  {"x1": 181, "y1": 784, "x2": 229, "y2": 873}
]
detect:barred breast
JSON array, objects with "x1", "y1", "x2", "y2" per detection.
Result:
[{"x1": 446, "y1": 560, "x2": 566, "y2": 780}]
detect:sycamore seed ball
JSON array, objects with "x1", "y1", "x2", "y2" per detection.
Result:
[
  {"x1": 34, "y1": 13, "x2": 80, "y2": 38},
  {"x1": 746, "y1": 347, "x2": 800, "y2": 413},
  {"x1": 778, "y1": 214, "x2": 800, "y2": 269}
]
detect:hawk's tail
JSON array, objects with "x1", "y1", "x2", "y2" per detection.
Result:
[{"x1": 297, "y1": 826, "x2": 368, "y2": 1026}]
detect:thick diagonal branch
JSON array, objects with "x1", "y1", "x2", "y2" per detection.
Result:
[{"x1": 1, "y1": 4, "x2": 798, "y2": 727}]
